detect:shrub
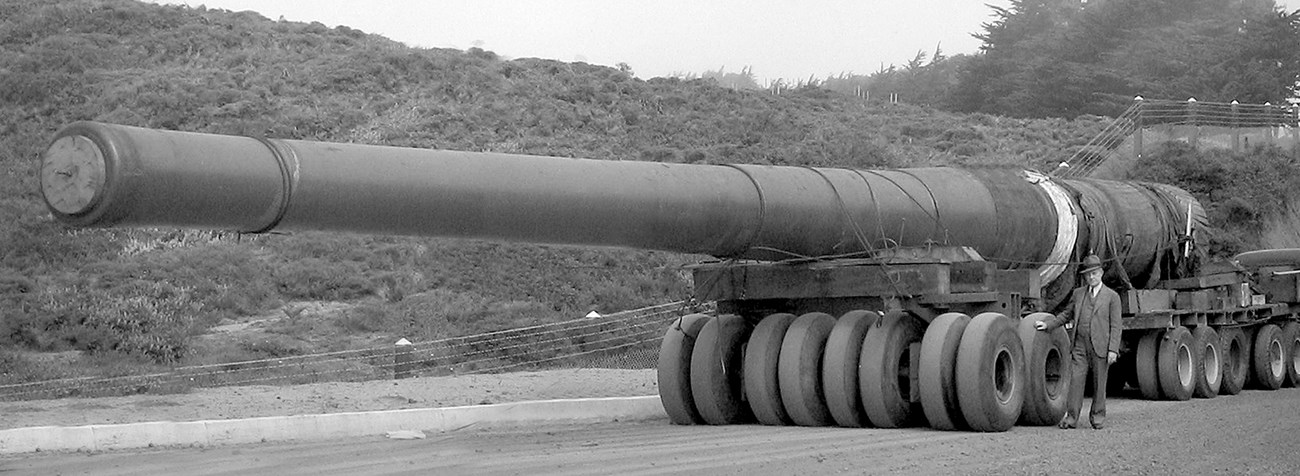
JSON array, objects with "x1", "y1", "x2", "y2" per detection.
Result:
[
  {"x1": 0, "y1": 350, "x2": 71, "y2": 385},
  {"x1": 1129, "y1": 142, "x2": 1300, "y2": 258},
  {"x1": 336, "y1": 303, "x2": 400, "y2": 334},
  {"x1": 272, "y1": 258, "x2": 377, "y2": 300},
  {"x1": 8, "y1": 281, "x2": 200, "y2": 363},
  {"x1": 239, "y1": 334, "x2": 312, "y2": 358}
]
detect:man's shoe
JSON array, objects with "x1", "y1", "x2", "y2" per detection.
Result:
[
  {"x1": 1091, "y1": 420, "x2": 1104, "y2": 430},
  {"x1": 1057, "y1": 416, "x2": 1076, "y2": 429}
]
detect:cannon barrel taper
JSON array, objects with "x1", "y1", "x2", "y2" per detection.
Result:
[{"x1": 40, "y1": 121, "x2": 1203, "y2": 290}]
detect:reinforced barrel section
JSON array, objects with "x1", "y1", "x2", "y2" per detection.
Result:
[{"x1": 41, "y1": 122, "x2": 1203, "y2": 295}]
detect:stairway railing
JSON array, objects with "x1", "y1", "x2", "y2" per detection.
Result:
[{"x1": 1053, "y1": 98, "x2": 1298, "y2": 178}]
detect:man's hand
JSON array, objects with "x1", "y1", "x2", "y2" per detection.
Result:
[
  {"x1": 1107, "y1": 351, "x2": 1118, "y2": 365},
  {"x1": 1034, "y1": 320, "x2": 1047, "y2": 331}
]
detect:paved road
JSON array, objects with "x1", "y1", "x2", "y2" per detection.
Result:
[{"x1": 5, "y1": 388, "x2": 1298, "y2": 475}]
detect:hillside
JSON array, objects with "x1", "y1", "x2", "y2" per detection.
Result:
[{"x1": 0, "y1": 0, "x2": 1295, "y2": 380}]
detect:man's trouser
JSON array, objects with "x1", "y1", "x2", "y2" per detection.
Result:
[{"x1": 1065, "y1": 331, "x2": 1108, "y2": 425}]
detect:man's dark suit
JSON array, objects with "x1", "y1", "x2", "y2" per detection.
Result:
[{"x1": 1041, "y1": 283, "x2": 1123, "y2": 427}]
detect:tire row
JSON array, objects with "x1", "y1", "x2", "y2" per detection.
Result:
[
  {"x1": 660, "y1": 312, "x2": 1300, "y2": 431},
  {"x1": 1113, "y1": 321, "x2": 1300, "y2": 400},
  {"x1": 657, "y1": 310, "x2": 1068, "y2": 432}
]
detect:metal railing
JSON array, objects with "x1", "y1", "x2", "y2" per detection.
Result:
[{"x1": 1054, "y1": 98, "x2": 1299, "y2": 178}]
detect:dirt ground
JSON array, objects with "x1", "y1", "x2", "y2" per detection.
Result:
[
  {"x1": 0, "y1": 368, "x2": 657, "y2": 429},
  {"x1": 5, "y1": 383, "x2": 1300, "y2": 475}
]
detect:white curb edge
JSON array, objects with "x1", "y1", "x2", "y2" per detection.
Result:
[{"x1": 0, "y1": 395, "x2": 667, "y2": 454}]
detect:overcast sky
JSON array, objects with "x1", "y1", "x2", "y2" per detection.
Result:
[{"x1": 150, "y1": 1, "x2": 1300, "y2": 85}]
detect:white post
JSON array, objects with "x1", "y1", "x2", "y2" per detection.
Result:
[{"x1": 394, "y1": 338, "x2": 414, "y2": 379}]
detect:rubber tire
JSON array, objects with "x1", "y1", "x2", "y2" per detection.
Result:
[
  {"x1": 1135, "y1": 330, "x2": 1163, "y2": 400},
  {"x1": 859, "y1": 310, "x2": 925, "y2": 428},
  {"x1": 919, "y1": 312, "x2": 971, "y2": 431},
  {"x1": 1125, "y1": 348, "x2": 1142, "y2": 390},
  {"x1": 823, "y1": 310, "x2": 878, "y2": 428},
  {"x1": 690, "y1": 314, "x2": 752, "y2": 425},
  {"x1": 1108, "y1": 350, "x2": 1135, "y2": 396},
  {"x1": 1190, "y1": 326, "x2": 1221, "y2": 398},
  {"x1": 657, "y1": 313, "x2": 711, "y2": 425},
  {"x1": 955, "y1": 313, "x2": 1025, "y2": 433},
  {"x1": 1282, "y1": 322, "x2": 1300, "y2": 388},
  {"x1": 1157, "y1": 326, "x2": 1196, "y2": 401},
  {"x1": 779, "y1": 312, "x2": 838, "y2": 426},
  {"x1": 1219, "y1": 327, "x2": 1249, "y2": 396},
  {"x1": 1251, "y1": 324, "x2": 1286, "y2": 390},
  {"x1": 742, "y1": 313, "x2": 797, "y2": 425},
  {"x1": 1017, "y1": 312, "x2": 1070, "y2": 426}
]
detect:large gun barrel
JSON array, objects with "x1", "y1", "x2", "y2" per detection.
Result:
[{"x1": 40, "y1": 121, "x2": 1203, "y2": 290}]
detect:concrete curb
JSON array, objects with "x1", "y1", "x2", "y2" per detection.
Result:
[{"x1": 0, "y1": 395, "x2": 667, "y2": 454}]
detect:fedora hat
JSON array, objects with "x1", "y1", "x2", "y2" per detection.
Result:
[{"x1": 1079, "y1": 255, "x2": 1104, "y2": 274}]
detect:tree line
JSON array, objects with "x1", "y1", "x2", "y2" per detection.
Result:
[{"x1": 824, "y1": 0, "x2": 1300, "y2": 118}]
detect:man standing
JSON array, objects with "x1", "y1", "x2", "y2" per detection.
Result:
[{"x1": 1035, "y1": 254, "x2": 1123, "y2": 429}]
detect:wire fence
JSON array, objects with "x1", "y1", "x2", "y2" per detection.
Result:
[
  {"x1": 1055, "y1": 98, "x2": 1298, "y2": 178},
  {"x1": 1136, "y1": 99, "x2": 1298, "y2": 128},
  {"x1": 0, "y1": 300, "x2": 715, "y2": 402},
  {"x1": 1052, "y1": 100, "x2": 1144, "y2": 178}
]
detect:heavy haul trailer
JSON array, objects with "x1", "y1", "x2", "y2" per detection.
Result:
[
  {"x1": 1112, "y1": 251, "x2": 1300, "y2": 401},
  {"x1": 38, "y1": 122, "x2": 1300, "y2": 432}
]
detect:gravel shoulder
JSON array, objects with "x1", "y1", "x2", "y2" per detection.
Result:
[{"x1": 0, "y1": 368, "x2": 657, "y2": 429}]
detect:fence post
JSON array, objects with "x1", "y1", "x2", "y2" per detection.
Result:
[
  {"x1": 1231, "y1": 100, "x2": 1241, "y2": 152},
  {"x1": 1293, "y1": 105, "x2": 1300, "y2": 152},
  {"x1": 394, "y1": 338, "x2": 414, "y2": 379},
  {"x1": 1133, "y1": 96, "x2": 1144, "y2": 160},
  {"x1": 1266, "y1": 102, "x2": 1278, "y2": 145},
  {"x1": 1187, "y1": 97, "x2": 1200, "y2": 143}
]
